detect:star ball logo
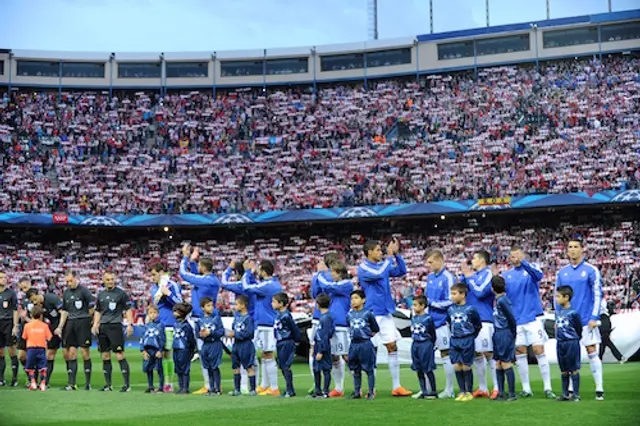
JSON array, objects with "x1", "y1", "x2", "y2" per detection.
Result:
[
  {"x1": 175, "y1": 329, "x2": 186, "y2": 339},
  {"x1": 411, "y1": 323, "x2": 426, "y2": 335},
  {"x1": 350, "y1": 318, "x2": 366, "y2": 329},
  {"x1": 452, "y1": 312, "x2": 467, "y2": 324},
  {"x1": 556, "y1": 317, "x2": 569, "y2": 329}
]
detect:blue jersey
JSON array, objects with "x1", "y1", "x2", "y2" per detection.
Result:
[
  {"x1": 555, "y1": 307, "x2": 583, "y2": 341},
  {"x1": 425, "y1": 268, "x2": 455, "y2": 328},
  {"x1": 150, "y1": 276, "x2": 183, "y2": 327},
  {"x1": 504, "y1": 260, "x2": 544, "y2": 325},
  {"x1": 232, "y1": 313, "x2": 255, "y2": 342},
  {"x1": 311, "y1": 271, "x2": 333, "y2": 320},
  {"x1": 140, "y1": 320, "x2": 166, "y2": 350},
  {"x1": 493, "y1": 294, "x2": 517, "y2": 335},
  {"x1": 243, "y1": 271, "x2": 282, "y2": 327},
  {"x1": 173, "y1": 320, "x2": 196, "y2": 352},
  {"x1": 447, "y1": 304, "x2": 482, "y2": 338},
  {"x1": 461, "y1": 267, "x2": 494, "y2": 322},
  {"x1": 555, "y1": 260, "x2": 602, "y2": 326},
  {"x1": 178, "y1": 257, "x2": 220, "y2": 318},
  {"x1": 411, "y1": 313, "x2": 436, "y2": 343},
  {"x1": 194, "y1": 313, "x2": 225, "y2": 344},
  {"x1": 357, "y1": 255, "x2": 407, "y2": 316},
  {"x1": 274, "y1": 310, "x2": 302, "y2": 342},
  {"x1": 347, "y1": 309, "x2": 379, "y2": 342},
  {"x1": 221, "y1": 267, "x2": 256, "y2": 319},
  {"x1": 317, "y1": 275, "x2": 353, "y2": 328},
  {"x1": 314, "y1": 312, "x2": 335, "y2": 354}
]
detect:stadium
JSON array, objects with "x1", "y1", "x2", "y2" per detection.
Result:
[{"x1": 1, "y1": 1, "x2": 640, "y2": 425}]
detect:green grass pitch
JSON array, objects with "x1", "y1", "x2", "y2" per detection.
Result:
[{"x1": 2, "y1": 352, "x2": 638, "y2": 426}]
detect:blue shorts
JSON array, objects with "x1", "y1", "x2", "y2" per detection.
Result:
[
  {"x1": 142, "y1": 347, "x2": 162, "y2": 373},
  {"x1": 492, "y1": 329, "x2": 516, "y2": 362},
  {"x1": 450, "y1": 336, "x2": 475, "y2": 366},
  {"x1": 276, "y1": 340, "x2": 295, "y2": 370},
  {"x1": 26, "y1": 347, "x2": 47, "y2": 370},
  {"x1": 411, "y1": 341, "x2": 436, "y2": 373},
  {"x1": 557, "y1": 340, "x2": 581, "y2": 372},
  {"x1": 173, "y1": 349, "x2": 192, "y2": 375},
  {"x1": 232, "y1": 340, "x2": 256, "y2": 370},
  {"x1": 201, "y1": 341, "x2": 223, "y2": 370},
  {"x1": 348, "y1": 340, "x2": 376, "y2": 373},
  {"x1": 313, "y1": 345, "x2": 332, "y2": 373}
]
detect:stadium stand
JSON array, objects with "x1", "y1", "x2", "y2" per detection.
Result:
[{"x1": 1, "y1": 55, "x2": 639, "y2": 215}]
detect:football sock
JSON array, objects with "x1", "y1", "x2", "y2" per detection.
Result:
[
  {"x1": 426, "y1": 371, "x2": 436, "y2": 394},
  {"x1": 119, "y1": 359, "x2": 130, "y2": 387},
  {"x1": 332, "y1": 359, "x2": 344, "y2": 392},
  {"x1": 367, "y1": 370, "x2": 375, "y2": 395},
  {"x1": 504, "y1": 367, "x2": 515, "y2": 397},
  {"x1": 417, "y1": 372, "x2": 427, "y2": 394},
  {"x1": 103, "y1": 360, "x2": 112, "y2": 386},
  {"x1": 455, "y1": 370, "x2": 465, "y2": 393},
  {"x1": 265, "y1": 358, "x2": 278, "y2": 391},
  {"x1": 588, "y1": 352, "x2": 603, "y2": 392},
  {"x1": 464, "y1": 369, "x2": 474, "y2": 394},
  {"x1": 11, "y1": 356, "x2": 18, "y2": 382},
  {"x1": 240, "y1": 366, "x2": 248, "y2": 391},
  {"x1": 442, "y1": 355, "x2": 455, "y2": 394},
  {"x1": 202, "y1": 366, "x2": 210, "y2": 390},
  {"x1": 561, "y1": 373, "x2": 570, "y2": 397},
  {"x1": 388, "y1": 352, "x2": 401, "y2": 389},
  {"x1": 489, "y1": 359, "x2": 498, "y2": 391},
  {"x1": 0, "y1": 356, "x2": 5, "y2": 380},
  {"x1": 516, "y1": 354, "x2": 532, "y2": 393},
  {"x1": 309, "y1": 353, "x2": 314, "y2": 380},
  {"x1": 26, "y1": 368, "x2": 36, "y2": 383},
  {"x1": 84, "y1": 359, "x2": 92, "y2": 386},
  {"x1": 474, "y1": 355, "x2": 487, "y2": 392},
  {"x1": 234, "y1": 373, "x2": 241, "y2": 392},
  {"x1": 571, "y1": 372, "x2": 580, "y2": 398},
  {"x1": 166, "y1": 359, "x2": 174, "y2": 386},
  {"x1": 536, "y1": 353, "x2": 552, "y2": 391},
  {"x1": 496, "y1": 368, "x2": 505, "y2": 395},
  {"x1": 46, "y1": 360, "x2": 54, "y2": 386},
  {"x1": 68, "y1": 360, "x2": 78, "y2": 386},
  {"x1": 353, "y1": 369, "x2": 362, "y2": 395},
  {"x1": 38, "y1": 368, "x2": 47, "y2": 385},
  {"x1": 254, "y1": 358, "x2": 261, "y2": 389},
  {"x1": 249, "y1": 374, "x2": 256, "y2": 392}
]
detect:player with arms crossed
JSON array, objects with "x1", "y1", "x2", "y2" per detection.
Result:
[
  {"x1": 0, "y1": 271, "x2": 19, "y2": 387},
  {"x1": 149, "y1": 263, "x2": 183, "y2": 393},
  {"x1": 26, "y1": 287, "x2": 63, "y2": 388},
  {"x1": 92, "y1": 271, "x2": 134, "y2": 392},
  {"x1": 55, "y1": 270, "x2": 95, "y2": 391},
  {"x1": 555, "y1": 238, "x2": 604, "y2": 400},
  {"x1": 502, "y1": 247, "x2": 555, "y2": 398},
  {"x1": 460, "y1": 250, "x2": 497, "y2": 399},
  {"x1": 422, "y1": 250, "x2": 456, "y2": 399},
  {"x1": 357, "y1": 238, "x2": 412, "y2": 397},
  {"x1": 179, "y1": 244, "x2": 221, "y2": 395}
]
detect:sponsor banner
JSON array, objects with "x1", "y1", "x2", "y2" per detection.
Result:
[{"x1": 52, "y1": 212, "x2": 69, "y2": 224}]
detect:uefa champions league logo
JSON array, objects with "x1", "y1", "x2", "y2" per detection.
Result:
[
  {"x1": 411, "y1": 323, "x2": 426, "y2": 335},
  {"x1": 235, "y1": 323, "x2": 246, "y2": 333},
  {"x1": 556, "y1": 317, "x2": 569, "y2": 329},
  {"x1": 350, "y1": 318, "x2": 366, "y2": 329},
  {"x1": 452, "y1": 312, "x2": 467, "y2": 324},
  {"x1": 213, "y1": 214, "x2": 254, "y2": 224},
  {"x1": 204, "y1": 323, "x2": 216, "y2": 333},
  {"x1": 338, "y1": 207, "x2": 378, "y2": 218},
  {"x1": 175, "y1": 329, "x2": 186, "y2": 339},
  {"x1": 145, "y1": 328, "x2": 160, "y2": 338},
  {"x1": 275, "y1": 320, "x2": 283, "y2": 330},
  {"x1": 80, "y1": 216, "x2": 122, "y2": 226},
  {"x1": 610, "y1": 190, "x2": 640, "y2": 203}
]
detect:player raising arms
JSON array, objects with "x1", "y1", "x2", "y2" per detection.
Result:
[
  {"x1": 460, "y1": 250, "x2": 497, "y2": 399},
  {"x1": 242, "y1": 260, "x2": 282, "y2": 396},
  {"x1": 26, "y1": 288, "x2": 63, "y2": 388},
  {"x1": 149, "y1": 263, "x2": 183, "y2": 393},
  {"x1": 423, "y1": 250, "x2": 456, "y2": 399},
  {"x1": 92, "y1": 271, "x2": 134, "y2": 392},
  {"x1": 502, "y1": 247, "x2": 555, "y2": 399},
  {"x1": 0, "y1": 271, "x2": 19, "y2": 387},
  {"x1": 308, "y1": 252, "x2": 340, "y2": 390},
  {"x1": 55, "y1": 270, "x2": 95, "y2": 391},
  {"x1": 555, "y1": 238, "x2": 604, "y2": 400},
  {"x1": 178, "y1": 244, "x2": 221, "y2": 395},
  {"x1": 357, "y1": 238, "x2": 412, "y2": 397}
]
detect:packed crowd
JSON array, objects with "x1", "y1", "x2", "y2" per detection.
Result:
[
  {"x1": 1, "y1": 55, "x2": 639, "y2": 215},
  {"x1": 1, "y1": 214, "x2": 637, "y2": 322}
]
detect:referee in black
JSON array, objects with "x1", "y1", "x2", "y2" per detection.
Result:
[
  {"x1": 54, "y1": 270, "x2": 94, "y2": 391},
  {"x1": 0, "y1": 271, "x2": 19, "y2": 387},
  {"x1": 91, "y1": 271, "x2": 134, "y2": 392}
]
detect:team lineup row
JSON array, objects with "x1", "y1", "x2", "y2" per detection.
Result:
[{"x1": 0, "y1": 238, "x2": 603, "y2": 401}]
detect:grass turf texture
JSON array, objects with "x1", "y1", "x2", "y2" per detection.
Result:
[{"x1": 1, "y1": 352, "x2": 638, "y2": 426}]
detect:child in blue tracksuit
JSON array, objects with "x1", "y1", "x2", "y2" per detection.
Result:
[
  {"x1": 411, "y1": 295, "x2": 437, "y2": 399},
  {"x1": 194, "y1": 297, "x2": 225, "y2": 396},
  {"x1": 228, "y1": 295, "x2": 257, "y2": 396},
  {"x1": 172, "y1": 303, "x2": 196, "y2": 394},
  {"x1": 272, "y1": 292, "x2": 302, "y2": 397},
  {"x1": 491, "y1": 276, "x2": 517, "y2": 401},
  {"x1": 347, "y1": 290, "x2": 379, "y2": 400},
  {"x1": 140, "y1": 305, "x2": 166, "y2": 393},
  {"x1": 555, "y1": 286, "x2": 583, "y2": 402},
  {"x1": 312, "y1": 293, "x2": 335, "y2": 399}
]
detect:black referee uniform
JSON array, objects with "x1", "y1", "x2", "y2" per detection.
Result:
[
  {"x1": 96, "y1": 286, "x2": 132, "y2": 390},
  {"x1": 0, "y1": 287, "x2": 18, "y2": 385},
  {"x1": 61, "y1": 284, "x2": 94, "y2": 389},
  {"x1": 40, "y1": 293, "x2": 63, "y2": 386}
]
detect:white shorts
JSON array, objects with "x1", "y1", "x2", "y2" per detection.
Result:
[
  {"x1": 306, "y1": 319, "x2": 319, "y2": 345},
  {"x1": 373, "y1": 314, "x2": 401, "y2": 346},
  {"x1": 435, "y1": 325, "x2": 451, "y2": 351},
  {"x1": 474, "y1": 323, "x2": 494, "y2": 353},
  {"x1": 580, "y1": 325, "x2": 601, "y2": 346},
  {"x1": 255, "y1": 326, "x2": 276, "y2": 352},
  {"x1": 330, "y1": 327, "x2": 350, "y2": 356},
  {"x1": 515, "y1": 318, "x2": 548, "y2": 347}
]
